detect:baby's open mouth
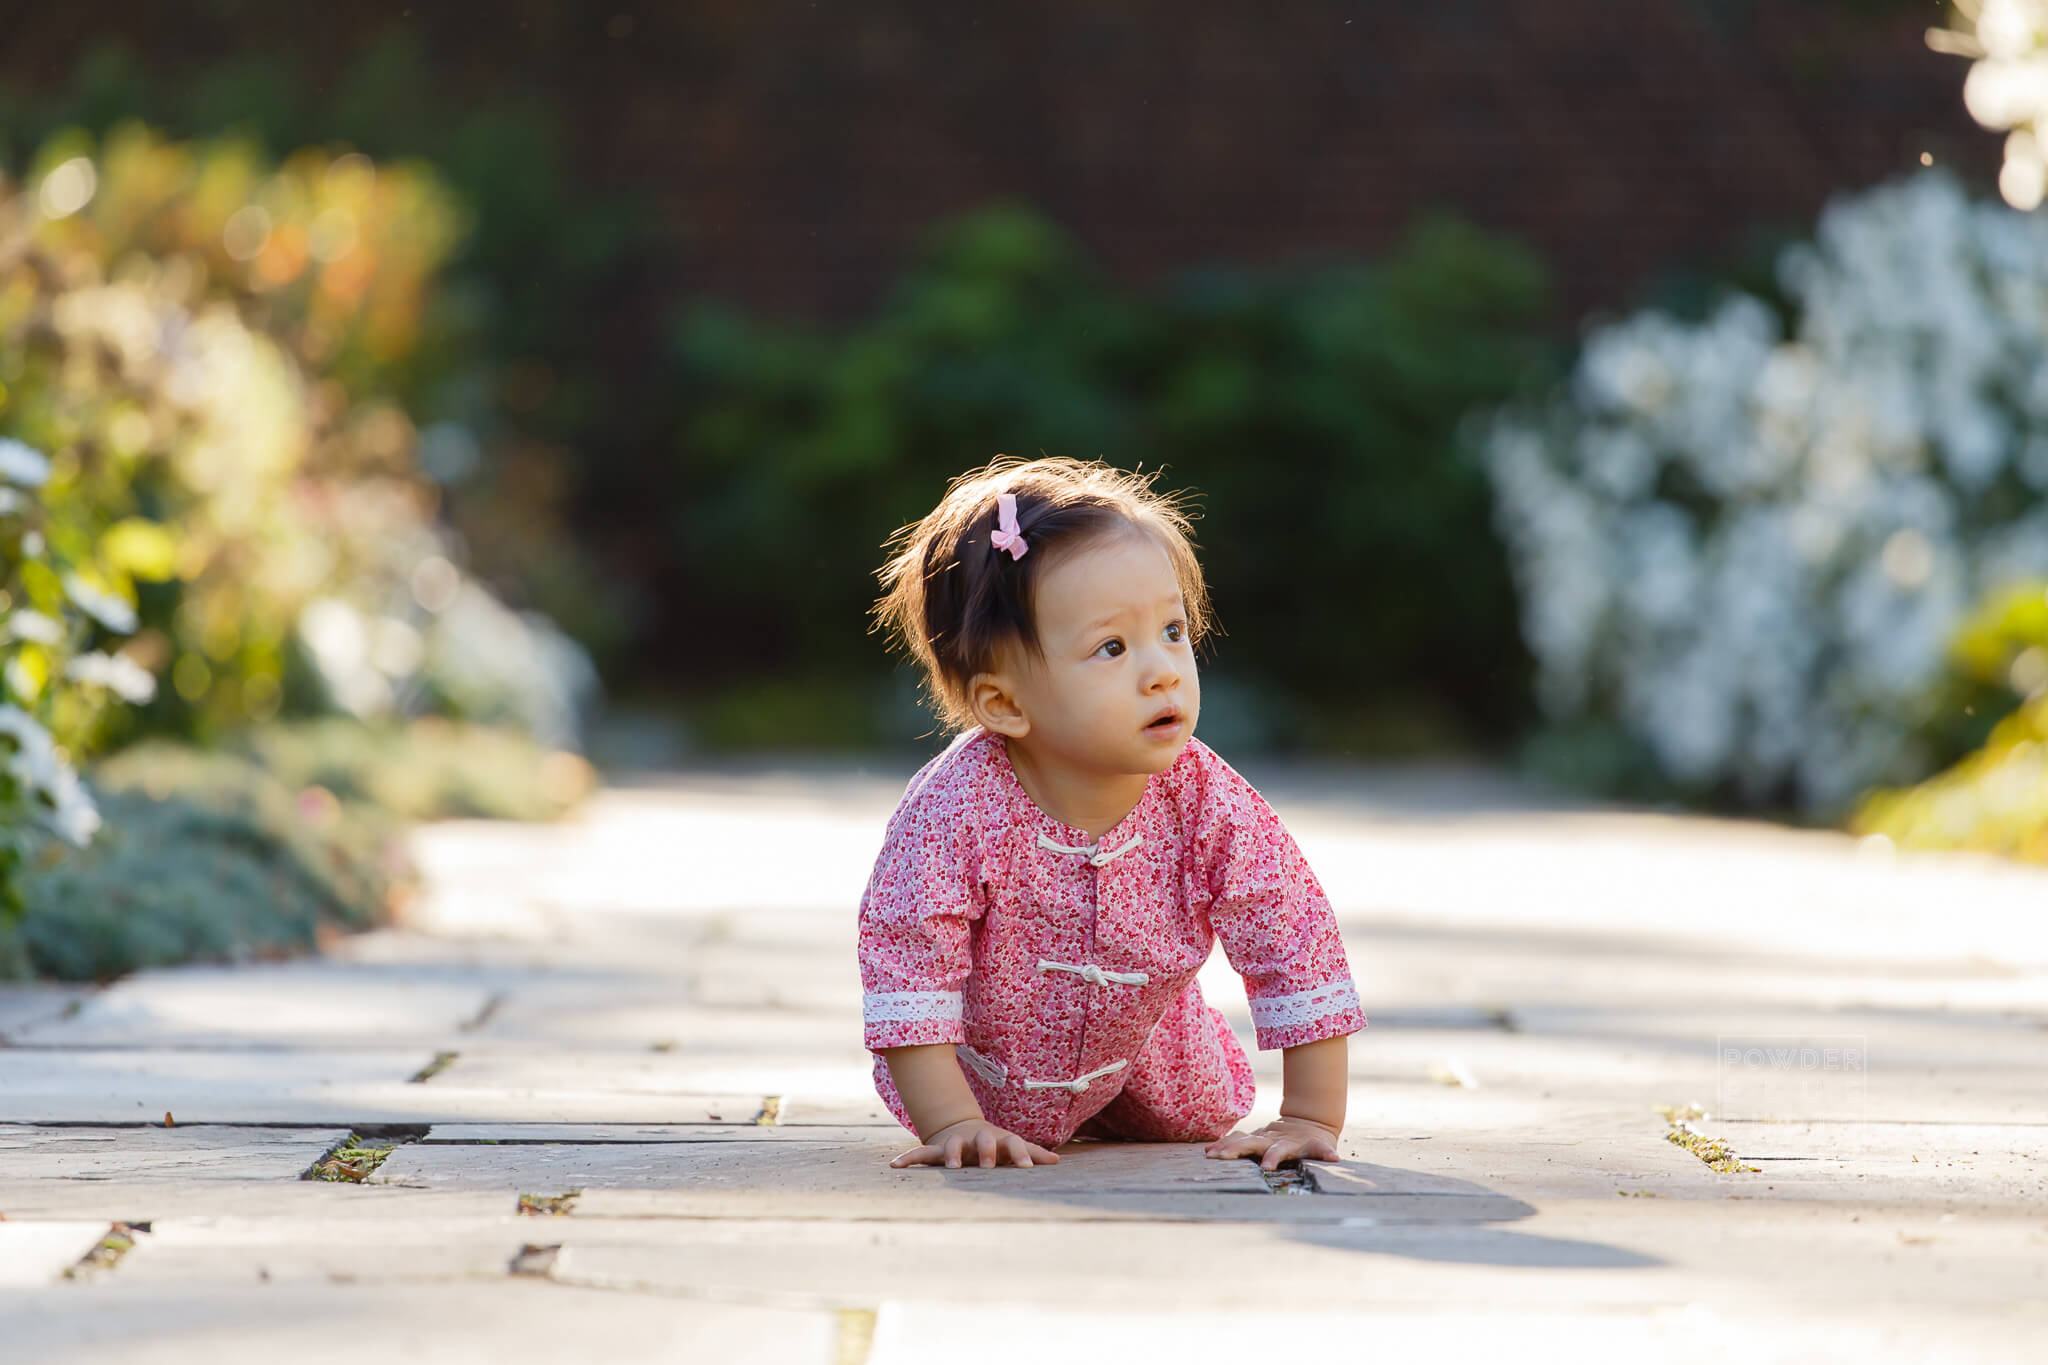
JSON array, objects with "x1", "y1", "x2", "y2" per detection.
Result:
[{"x1": 1145, "y1": 710, "x2": 1181, "y2": 732}]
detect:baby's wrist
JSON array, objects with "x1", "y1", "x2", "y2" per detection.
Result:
[
  {"x1": 1272, "y1": 1111, "x2": 1342, "y2": 1138},
  {"x1": 919, "y1": 1113, "x2": 988, "y2": 1142}
]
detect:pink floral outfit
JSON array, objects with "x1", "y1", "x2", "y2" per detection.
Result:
[{"x1": 857, "y1": 727, "x2": 1367, "y2": 1148}]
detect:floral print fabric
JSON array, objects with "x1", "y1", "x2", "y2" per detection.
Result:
[{"x1": 857, "y1": 727, "x2": 1367, "y2": 1148}]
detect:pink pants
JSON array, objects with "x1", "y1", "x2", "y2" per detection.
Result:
[
  {"x1": 874, "y1": 977, "x2": 1259, "y2": 1146},
  {"x1": 1071, "y1": 977, "x2": 1259, "y2": 1143}
]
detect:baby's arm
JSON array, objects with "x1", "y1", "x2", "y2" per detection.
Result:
[
  {"x1": 878, "y1": 1044, "x2": 1061, "y2": 1169},
  {"x1": 1280, "y1": 1032, "x2": 1348, "y2": 1133}
]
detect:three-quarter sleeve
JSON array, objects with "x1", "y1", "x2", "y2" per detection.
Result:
[
  {"x1": 857, "y1": 782, "x2": 983, "y2": 1051},
  {"x1": 1193, "y1": 749, "x2": 1367, "y2": 1051}
]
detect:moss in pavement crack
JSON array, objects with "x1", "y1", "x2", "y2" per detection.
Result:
[
  {"x1": 305, "y1": 1133, "x2": 400, "y2": 1182},
  {"x1": 64, "y1": 1221, "x2": 146, "y2": 1278},
  {"x1": 518, "y1": 1190, "x2": 581, "y2": 1216},
  {"x1": 1666, "y1": 1125, "x2": 1760, "y2": 1174}
]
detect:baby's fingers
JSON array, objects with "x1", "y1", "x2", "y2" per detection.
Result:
[
  {"x1": 889, "y1": 1143, "x2": 942, "y2": 1168},
  {"x1": 1204, "y1": 1133, "x2": 1266, "y2": 1160},
  {"x1": 1259, "y1": 1139, "x2": 1310, "y2": 1171}
]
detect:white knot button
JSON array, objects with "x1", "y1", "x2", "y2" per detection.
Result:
[
  {"x1": 1036, "y1": 831, "x2": 1145, "y2": 866},
  {"x1": 1037, "y1": 959, "x2": 1149, "y2": 987},
  {"x1": 1020, "y1": 1058, "x2": 1129, "y2": 1095}
]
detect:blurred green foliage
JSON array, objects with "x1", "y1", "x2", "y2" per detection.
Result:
[
  {"x1": 226, "y1": 715, "x2": 596, "y2": 822},
  {"x1": 0, "y1": 34, "x2": 646, "y2": 670},
  {"x1": 1853, "y1": 693, "x2": 2048, "y2": 862},
  {"x1": 1855, "y1": 581, "x2": 2048, "y2": 858},
  {"x1": 6, "y1": 744, "x2": 401, "y2": 982},
  {"x1": 2, "y1": 123, "x2": 463, "y2": 748},
  {"x1": 667, "y1": 204, "x2": 1556, "y2": 752},
  {"x1": 0, "y1": 716, "x2": 590, "y2": 981}
]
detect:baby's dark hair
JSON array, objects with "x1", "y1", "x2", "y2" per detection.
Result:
[{"x1": 873, "y1": 455, "x2": 1212, "y2": 730}]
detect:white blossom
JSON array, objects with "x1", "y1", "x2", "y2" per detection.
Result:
[
  {"x1": 0, "y1": 438, "x2": 51, "y2": 488},
  {"x1": 60, "y1": 573, "x2": 137, "y2": 634},
  {"x1": 1484, "y1": 170, "x2": 2048, "y2": 811},
  {"x1": 0, "y1": 703, "x2": 100, "y2": 847},
  {"x1": 63, "y1": 650, "x2": 157, "y2": 704},
  {"x1": 4, "y1": 610, "x2": 64, "y2": 646}
]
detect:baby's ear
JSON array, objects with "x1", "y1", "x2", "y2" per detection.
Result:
[{"x1": 966, "y1": 671, "x2": 1029, "y2": 738}]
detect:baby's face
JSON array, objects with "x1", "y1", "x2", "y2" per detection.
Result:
[{"x1": 1003, "y1": 527, "x2": 1200, "y2": 777}]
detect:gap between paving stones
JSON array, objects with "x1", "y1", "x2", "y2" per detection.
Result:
[
  {"x1": 300, "y1": 1128, "x2": 430, "y2": 1183},
  {"x1": 10, "y1": 1121, "x2": 437, "y2": 1134},
  {"x1": 62, "y1": 1220, "x2": 148, "y2": 1280},
  {"x1": 460, "y1": 993, "x2": 508, "y2": 1033}
]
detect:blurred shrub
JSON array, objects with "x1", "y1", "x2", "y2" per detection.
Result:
[
  {"x1": 1852, "y1": 578, "x2": 2048, "y2": 858},
  {"x1": 227, "y1": 715, "x2": 596, "y2": 822},
  {"x1": 1852, "y1": 695, "x2": 2048, "y2": 861},
  {"x1": 1, "y1": 125, "x2": 599, "y2": 751},
  {"x1": 0, "y1": 430, "x2": 158, "y2": 927},
  {"x1": 666, "y1": 203, "x2": 1553, "y2": 751},
  {"x1": 6, "y1": 746, "x2": 405, "y2": 982},
  {"x1": 0, "y1": 35, "x2": 652, "y2": 675},
  {"x1": 0, "y1": 714, "x2": 594, "y2": 981},
  {"x1": 1484, "y1": 171, "x2": 2048, "y2": 815}
]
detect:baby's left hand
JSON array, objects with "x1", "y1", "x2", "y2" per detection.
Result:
[{"x1": 1204, "y1": 1116, "x2": 1341, "y2": 1170}]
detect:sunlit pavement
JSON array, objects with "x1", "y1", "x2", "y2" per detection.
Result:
[{"x1": 3, "y1": 757, "x2": 2046, "y2": 1363}]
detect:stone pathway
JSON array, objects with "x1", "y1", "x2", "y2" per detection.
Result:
[{"x1": 3, "y1": 759, "x2": 2045, "y2": 1362}]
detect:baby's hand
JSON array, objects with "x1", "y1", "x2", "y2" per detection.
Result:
[
  {"x1": 1204, "y1": 1116, "x2": 1341, "y2": 1171},
  {"x1": 890, "y1": 1118, "x2": 1062, "y2": 1170}
]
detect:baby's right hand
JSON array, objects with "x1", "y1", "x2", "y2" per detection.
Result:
[{"x1": 890, "y1": 1117, "x2": 1061, "y2": 1170}]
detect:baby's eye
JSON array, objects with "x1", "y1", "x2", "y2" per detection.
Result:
[
  {"x1": 1095, "y1": 638, "x2": 1125, "y2": 659},
  {"x1": 1163, "y1": 621, "x2": 1186, "y2": 644}
]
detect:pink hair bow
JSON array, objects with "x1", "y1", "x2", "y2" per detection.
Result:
[{"x1": 990, "y1": 491, "x2": 1029, "y2": 560}]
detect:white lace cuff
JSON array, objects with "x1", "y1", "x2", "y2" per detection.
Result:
[
  {"x1": 864, "y1": 989, "x2": 965, "y2": 1025},
  {"x1": 1249, "y1": 977, "x2": 1361, "y2": 1032}
]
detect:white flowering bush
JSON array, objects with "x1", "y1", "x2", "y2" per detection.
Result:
[
  {"x1": 0, "y1": 436, "x2": 157, "y2": 922},
  {"x1": 1930, "y1": 0, "x2": 2048, "y2": 210},
  {"x1": 1482, "y1": 170, "x2": 2048, "y2": 813}
]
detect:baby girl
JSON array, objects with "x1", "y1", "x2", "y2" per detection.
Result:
[{"x1": 858, "y1": 456, "x2": 1367, "y2": 1171}]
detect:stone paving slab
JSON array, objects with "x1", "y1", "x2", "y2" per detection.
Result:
[
  {"x1": 422, "y1": 1123, "x2": 901, "y2": 1143},
  {"x1": 533, "y1": 1202, "x2": 2048, "y2": 1314},
  {"x1": 373, "y1": 1133, "x2": 1275, "y2": 1196},
  {"x1": 863, "y1": 1299, "x2": 2037, "y2": 1365},
  {"x1": 0, "y1": 1183, "x2": 519, "y2": 1223},
  {"x1": 1338, "y1": 1016, "x2": 2041, "y2": 1112},
  {"x1": 0, "y1": 1281, "x2": 837, "y2": 1364},
  {"x1": 0, "y1": 1049, "x2": 434, "y2": 1123},
  {"x1": 0, "y1": 985, "x2": 89, "y2": 1042},
  {"x1": 0, "y1": 1045, "x2": 777, "y2": 1123},
  {"x1": 1340, "y1": 923, "x2": 2048, "y2": 1018},
  {"x1": 1312, "y1": 1115, "x2": 1721, "y2": 1201},
  {"x1": 428, "y1": 1050, "x2": 878, "y2": 1097},
  {"x1": 115, "y1": 1214, "x2": 544, "y2": 1284},
  {"x1": 1681, "y1": 1120, "x2": 2048, "y2": 1208},
  {"x1": 0, "y1": 1125, "x2": 348, "y2": 1182},
  {"x1": 571, "y1": 1186, "x2": 1534, "y2": 1224},
  {"x1": 531, "y1": 768, "x2": 2048, "y2": 968},
  {"x1": 1286, "y1": 805, "x2": 2048, "y2": 971},
  {"x1": 0, "y1": 1221, "x2": 111, "y2": 1286},
  {"x1": 9, "y1": 964, "x2": 497, "y2": 1048},
  {"x1": 774, "y1": 1095, "x2": 904, "y2": 1126},
  {"x1": 468, "y1": 988, "x2": 858, "y2": 1049}
]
